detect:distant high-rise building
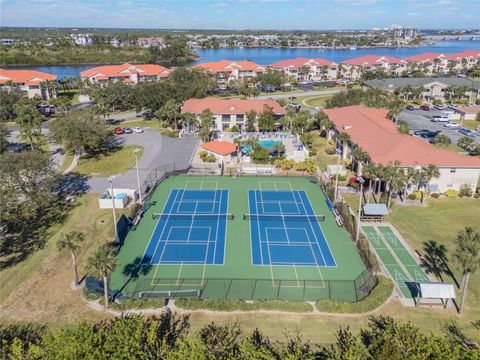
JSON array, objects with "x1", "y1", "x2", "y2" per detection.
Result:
[{"x1": 393, "y1": 26, "x2": 417, "y2": 39}]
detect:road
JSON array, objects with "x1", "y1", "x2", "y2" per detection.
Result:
[
  {"x1": 399, "y1": 109, "x2": 479, "y2": 145},
  {"x1": 256, "y1": 89, "x2": 342, "y2": 100}
]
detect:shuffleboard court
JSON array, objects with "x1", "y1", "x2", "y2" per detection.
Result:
[
  {"x1": 142, "y1": 189, "x2": 229, "y2": 265},
  {"x1": 248, "y1": 190, "x2": 336, "y2": 267}
]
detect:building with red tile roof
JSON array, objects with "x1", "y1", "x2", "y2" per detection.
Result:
[
  {"x1": 194, "y1": 60, "x2": 264, "y2": 83},
  {"x1": 340, "y1": 55, "x2": 406, "y2": 80},
  {"x1": 199, "y1": 140, "x2": 238, "y2": 163},
  {"x1": 0, "y1": 68, "x2": 56, "y2": 99},
  {"x1": 268, "y1": 57, "x2": 338, "y2": 81},
  {"x1": 181, "y1": 97, "x2": 285, "y2": 131},
  {"x1": 324, "y1": 105, "x2": 480, "y2": 193},
  {"x1": 80, "y1": 63, "x2": 171, "y2": 84}
]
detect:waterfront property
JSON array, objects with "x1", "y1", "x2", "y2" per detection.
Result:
[
  {"x1": 0, "y1": 68, "x2": 56, "y2": 99},
  {"x1": 363, "y1": 77, "x2": 480, "y2": 104},
  {"x1": 193, "y1": 59, "x2": 265, "y2": 83},
  {"x1": 324, "y1": 105, "x2": 480, "y2": 193},
  {"x1": 340, "y1": 55, "x2": 407, "y2": 80},
  {"x1": 80, "y1": 63, "x2": 172, "y2": 84},
  {"x1": 200, "y1": 140, "x2": 238, "y2": 163},
  {"x1": 268, "y1": 57, "x2": 339, "y2": 81},
  {"x1": 181, "y1": 97, "x2": 285, "y2": 131},
  {"x1": 109, "y1": 176, "x2": 373, "y2": 301}
]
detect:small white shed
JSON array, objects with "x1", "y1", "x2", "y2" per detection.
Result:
[{"x1": 416, "y1": 282, "x2": 456, "y2": 309}]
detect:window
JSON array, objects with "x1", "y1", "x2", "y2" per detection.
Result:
[
  {"x1": 222, "y1": 114, "x2": 230, "y2": 122},
  {"x1": 236, "y1": 114, "x2": 244, "y2": 122},
  {"x1": 450, "y1": 168, "x2": 456, "y2": 173},
  {"x1": 447, "y1": 183, "x2": 453, "y2": 188},
  {"x1": 222, "y1": 123, "x2": 229, "y2": 131}
]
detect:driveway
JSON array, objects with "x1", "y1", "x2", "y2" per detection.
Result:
[
  {"x1": 87, "y1": 130, "x2": 198, "y2": 193},
  {"x1": 398, "y1": 109, "x2": 479, "y2": 145},
  {"x1": 256, "y1": 89, "x2": 342, "y2": 100}
]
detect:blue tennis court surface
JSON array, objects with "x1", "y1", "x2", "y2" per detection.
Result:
[
  {"x1": 143, "y1": 189, "x2": 228, "y2": 265},
  {"x1": 248, "y1": 190, "x2": 336, "y2": 267}
]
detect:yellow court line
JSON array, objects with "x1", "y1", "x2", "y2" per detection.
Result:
[{"x1": 150, "y1": 265, "x2": 160, "y2": 286}]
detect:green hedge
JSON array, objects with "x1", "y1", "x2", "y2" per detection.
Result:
[
  {"x1": 315, "y1": 276, "x2": 393, "y2": 313},
  {"x1": 174, "y1": 299, "x2": 313, "y2": 312}
]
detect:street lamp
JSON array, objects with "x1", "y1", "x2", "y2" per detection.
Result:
[
  {"x1": 334, "y1": 148, "x2": 342, "y2": 204},
  {"x1": 134, "y1": 148, "x2": 142, "y2": 203},
  {"x1": 355, "y1": 176, "x2": 365, "y2": 243},
  {"x1": 108, "y1": 175, "x2": 119, "y2": 242}
]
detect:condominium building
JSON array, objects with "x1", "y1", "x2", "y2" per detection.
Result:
[
  {"x1": 0, "y1": 68, "x2": 56, "y2": 99},
  {"x1": 268, "y1": 57, "x2": 339, "y2": 81},
  {"x1": 194, "y1": 60, "x2": 265, "y2": 83},
  {"x1": 181, "y1": 97, "x2": 285, "y2": 131},
  {"x1": 80, "y1": 63, "x2": 172, "y2": 84}
]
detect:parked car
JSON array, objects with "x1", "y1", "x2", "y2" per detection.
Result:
[
  {"x1": 443, "y1": 122, "x2": 460, "y2": 128},
  {"x1": 420, "y1": 105, "x2": 430, "y2": 111},
  {"x1": 405, "y1": 105, "x2": 415, "y2": 110},
  {"x1": 137, "y1": 109, "x2": 154, "y2": 119},
  {"x1": 262, "y1": 85, "x2": 276, "y2": 93},
  {"x1": 122, "y1": 127, "x2": 133, "y2": 134},
  {"x1": 114, "y1": 127, "x2": 124, "y2": 135},
  {"x1": 458, "y1": 128, "x2": 475, "y2": 138},
  {"x1": 434, "y1": 104, "x2": 446, "y2": 110},
  {"x1": 447, "y1": 103, "x2": 458, "y2": 109},
  {"x1": 413, "y1": 129, "x2": 441, "y2": 139},
  {"x1": 431, "y1": 115, "x2": 450, "y2": 122},
  {"x1": 132, "y1": 126, "x2": 144, "y2": 133},
  {"x1": 287, "y1": 102, "x2": 301, "y2": 112}
]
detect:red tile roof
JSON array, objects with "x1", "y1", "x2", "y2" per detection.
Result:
[
  {"x1": 201, "y1": 140, "x2": 237, "y2": 155},
  {"x1": 194, "y1": 60, "x2": 265, "y2": 74},
  {"x1": 450, "y1": 50, "x2": 480, "y2": 59},
  {"x1": 404, "y1": 52, "x2": 441, "y2": 63},
  {"x1": 324, "y1": 105, "x2": 480, "y2": 168},
  {"x1": 181, "y1": 97, "x2": 286, "y2": 115},
  {"x1": 269, "y1": 57, "x2": 336, "y2": 70},
  {"x1": 80, "y1": 63, "x2": 171, "y2": 79},
  {"x1": 0, "y1": 68, "x2": 56, "y2": 84},
  {"x1": 341, "y1": 55, "x2": 404, "y2": 66}
]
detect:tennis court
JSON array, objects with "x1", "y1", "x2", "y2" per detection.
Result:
[
  {"x1": 142, "y1": 188, "x2": 229, "y2": 265},
  {"x1": 248, "y1": 189, "x2": 336, "y2": 267},
  {"x1": 110, "y1": 176, "x2": 373, "y2": 302}
]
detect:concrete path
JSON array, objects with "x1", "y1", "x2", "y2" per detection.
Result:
[{"x1": 255, "y1": 89, "x2": 342, "y2": 100}]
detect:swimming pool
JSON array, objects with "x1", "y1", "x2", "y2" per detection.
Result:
[{"x1": 259, "y1": 140, "x2": 282, "y2": 147}]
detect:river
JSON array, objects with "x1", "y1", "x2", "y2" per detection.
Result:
[{"x1": 8, "y1": 40, "x2": 480, "y2": 79}]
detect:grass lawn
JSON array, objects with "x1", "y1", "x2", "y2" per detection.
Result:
[
  {"x1": 73, "y1": 145, "x2": 143, "y2": 177},
  {"x1": 59, "y1": 151, "x2": 74, "y2": 173},
  {"x1": 310, "y1": 133, "x2": 339, "y2": 171},
  {"x1": 297, "y1": 94, "x2": 333, "y2": 109},
  {"x1": 453, "y1": 119, "x2": 478, "y2": 131}
]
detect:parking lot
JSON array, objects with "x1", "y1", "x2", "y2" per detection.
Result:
[{"x1": 399, "y1": 108, "x2": 479, "y2": 145}]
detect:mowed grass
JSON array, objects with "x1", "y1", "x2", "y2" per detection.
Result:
[
  {"x1": 310, "y1": 134, "x2": 339, "y2": 171},
  {"x1": 74, "y1": 145, "x2": 143, "y2": 177},
  {"x1": 0, "y1": 194, "x2": 117, "y2": 325},
  {"x1": 455, "y1": 119, "x2": 479, "y2": 131},
  {"x1": 301, "y1": 95, "x2": 333, "y2": 108}
]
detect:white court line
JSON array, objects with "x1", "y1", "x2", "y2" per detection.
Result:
[
  {"x1": 253, "y1": 190, "x2": 265, "y2": 266},
  {"x1": 212, "y1": 189, "x2": 221, "y2": 264}
]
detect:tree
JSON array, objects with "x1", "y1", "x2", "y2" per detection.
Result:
[
  {"x1": 397, "y1": 120, "x2": 410, "y2": 134},
  {"x1": 49, "y1": 110, "x2": 111, "y2": 156},
  {"x1": 57, "y1": 231, "x2": 85, "y2": 286},
  {"x1": 257, "y1": 106, "x2": 276, "y2": 132},
  {"x1": 292, "y1": 110, "x2": 310, "y2": 134},
  {"x1": 453, "y1": 227, "x2": 480, "y2": 314},
  {"x1": 182, "y1": 112, "x2": 198, "y2": 132},
  {"x1": 0, "y1": 89, "x2": 22, "y2": 122},
  {"x1": 13, "y1": 102, "x2": 42, "y2": 150},
  {"x1": 198, "y1": 109, "x2": 214, "y2": 142},
  {"x1": 86, "y1": 245, "x2": 117, "y2": 309},
  {"x1": 350, "y1": 146, "x2": 368, "y2": 175},
  {"x1": 256, "y1": 68, "x2": 285, "y2": 87},
  {"x1": 272, "y1": 142, "x2": 285, "y2": 158},
  {"x1": 0, "y1": 123, "x2": 10, "y2": 154},
  {"x1": 155, "y1": 99, "x2": 181, "y2": 130},
  {"x1": 245, "y1": 110, "x2": 257, "y2": 132},
  {"x1": 431, "y1": 134, "x2": 451, "y2": 148},
  {"x1": 418, "y1": 164, "x2": 440, "y2": 192},
  {"x1": 299, "y1": 132, "x2": 314, "y2": 149},
  {"x1": 251, "y1": 147, "x2": 270, "y2": 164},
  {"x1": 457, "y1": 136, "x2": 475, "y2": 151}
]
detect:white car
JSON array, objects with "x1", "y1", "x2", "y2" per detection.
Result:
[
  {"x1": 132, "y1": 126, "x2": 144, "y2": 133},
  {"x1": 447, "y1": 104, "x2": 458, "y2": 109},
  {"x1": 444, "y1": 122, "x2": 460, "y2": 128},
  {"x1": 434, "y1": 105, "x2": 446, "y2": 110}
]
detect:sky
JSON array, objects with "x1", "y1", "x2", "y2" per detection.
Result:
[{"x1": 1, "y1": 0, "x2": 479, "y2": 30}]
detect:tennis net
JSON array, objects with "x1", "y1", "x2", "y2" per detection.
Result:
[
  {"x1": 243, "y1": 213, "x2": 325, "y2": 221},
  {"x1": 152, "y1": 213, "x2": 234, "y2": 220}
]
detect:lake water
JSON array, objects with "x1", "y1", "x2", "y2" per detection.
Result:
[{"x1": 8, "y1": 40, "x2": 480, "y2": 79}]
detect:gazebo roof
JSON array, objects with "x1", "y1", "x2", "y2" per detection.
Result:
[
  {"x1": 362, "y1": 203, "x2": 389, "y2": 216},
  {"x1": 419, "y1": 282, "x2": 455, "y2": 299}
]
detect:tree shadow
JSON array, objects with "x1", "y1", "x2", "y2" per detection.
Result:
[
  {"x1": 114, "y1": 256, "x2": 153, "y2": 295},
  {"x1": 56, "y1": 172, "x2": 90, "y2": 195},
  {"x1": 421, "y1": 240, "x2": 459, "y2": 287}
]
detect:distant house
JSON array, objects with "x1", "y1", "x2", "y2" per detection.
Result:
[
  {"x1": 455, "y1": 105, "x2": 480, "y2": 121},
  {"x1": 324, "y1": 105, "x2": 480, "y2": 193},
  {"x1": 363, "y1": 77, "x2": 480, "y2": 104},
  {"x1": 194, "y1": 60, "x2": 265, "y2": 83},
  {"x1": 181, "y1": 97, "x2": 285, "y2": 131},
  {"x1": 80, "y1": 63, "x2": 172, "y2": 84},
  {"x1": 136, "y1": 37, "x2": 165, "y2": 48},
  {"x1": 0, "y1": 68, "x2": 56, "y2": 99},
  {"x1": 268, "y1": 57, "x2": 338, "y2": 81}
]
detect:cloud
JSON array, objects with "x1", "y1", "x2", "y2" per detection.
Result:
[{"x1": 210, "y1": 2, "x2": 228, "y2": 7}]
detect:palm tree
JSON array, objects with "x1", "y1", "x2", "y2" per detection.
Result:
[
  {"x1": 453, "y1": 227, "x2": 480, "y2": 314},
  {"x1": 57, "y1": 231, "x2": 85, "y2": 287},
  {"x1": 13, "y1": 103, "x2": 42, "y2": 150},
  {"x1": 156, "y1": 100, "x2": 181, "y2": 130},
  {"x1": 272, "y1": 142, "x2": 286, "y2": 158},
  {"x1": 86, "y1": 245, "x2": 118, "y2": 309},
  {"x1": 419, "y1": 164, "x2": 440, "y2": 192},
  {"x1": 182, "y1": 112, "x2": 198, "y2": 132},
  {"x1": 336, "y1": 132, "x2": 350, "y2": 160},
  {"x1": 350, "y1": 146, "x2": 367, "y2": 176},
  {"x1": 233, "y1": 136, "x2": 242, "y2": 164},
  {"x1": 361, "y1": 162, "x2": 377, "y2": 203}
]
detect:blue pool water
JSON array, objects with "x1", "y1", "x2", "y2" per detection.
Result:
[{"x1": 259, "y1": 140, "x2": 282, "y2": 147}]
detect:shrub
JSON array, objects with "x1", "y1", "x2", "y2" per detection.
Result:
[
  {"x1": 126, "y1": 203, "x2": 142, "y2": 220},
  {"x1": 199, "y1": 150, "x2": 216, "y2": 163},
  {"x1": 459, "y1": 184, "x2": 473, "y2": 198},
  {"x1": 432, "y1": 99, "x2": 443, "y2": 106},
  {"x1": 309, "y1": 148, "x2": 317, "y2": 156},
  {"x1": 414, "y1": 191, "x2": 424, "y2": 200},
  {"x1": 230, "y1": 125, "x2": 239, "y2": 133},
  {"x1": 430, "y1": 193, "x2": 440, "y2": 199},
  {"x1": 444, "y1": 189, "x2": 459, "y2": 198},
  {"x1": 325, "y1": 147, "x2": 336, "y2": 155},
  {"x1": 337, "y1": 175, "x2": 347, "y2": 181},
  {"x1": 407, "y1": 193, "x2": 417, "y2": 200}
]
